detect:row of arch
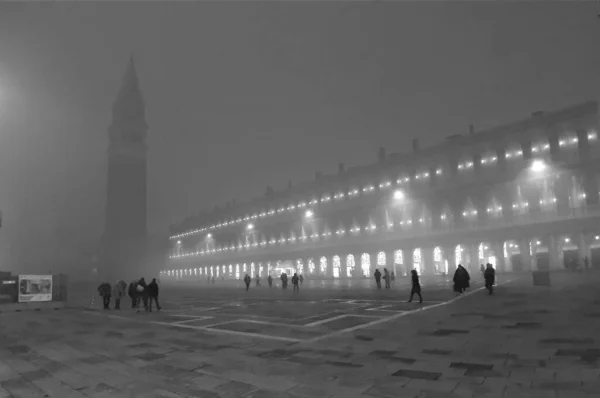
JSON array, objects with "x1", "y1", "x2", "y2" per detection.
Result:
[{"x1": 171, "y1": 128, "x2": 598, "y2": 240}]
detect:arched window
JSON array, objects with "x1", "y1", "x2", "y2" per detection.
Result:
[
  {"x1": 418, "y1": 204, "x2": 432, "y2": 228},
  {"x1": 332, "y1": 255, "x2": 341, "y2": 278},
  {"x1": 308, "y1": 258, "x2": 315, "y2": 274},
  {"x1": 361, "y1": 253, "x2": 371, "y2": 277},
  {"x1": 346, "y1": 255, "x2": 356, "y2": 277},
  {"x1": 512, "y1": 185, "x2": 529, "y2": 215},
  {"x1": 394, "y1": 250, "x2": 403, "y2": 265},
  {"x1": 377, "y1": 251, "x2": 386, "y2": 266},
  {"x1": 412, "y1": 248, "x2": 422, "y2": 274},
  {"x1": 320, "y1": 257, "x2": 328, "y2": 274},
  {"x1": 531, "y1": 137, "x2": 550, "y2": 155},
  {"x1": 480, "y1": 150, "x2": 498, "y2": 167},
  {"x1": 296, "y1": 259, "x2": 304, "y2": 274},
  {"x1": 439, "y1": 203, "x2": 454, "y2": 228},
  {"x1": 486, "y1": 196, "x2": 503, "y2": 219},
  {"x1": 558, "y1": 131, "x2": 578, "y2": 149},
  {"x1": 462, "y1": 198, "x2": 478, "y2": 221}
]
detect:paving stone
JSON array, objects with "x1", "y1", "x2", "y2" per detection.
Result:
[
  {"x1": 405, "y1": 378, "x2": 458, "y2": 392},
  {"x1": 392, "y1": 369, "x2": 441, "y2": 380}
]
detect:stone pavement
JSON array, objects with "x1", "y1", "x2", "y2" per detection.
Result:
[{"x1": 0, "y1": 272, "x2": 599, "y2": 397}]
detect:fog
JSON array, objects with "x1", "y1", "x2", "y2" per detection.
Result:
[{"x1": 0, "y1": 2, "x2": 599, "y2": 275}]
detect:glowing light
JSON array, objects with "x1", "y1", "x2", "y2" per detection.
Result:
[
  {"x1": 305, "y1": 210, "x2": 314, "y2": 219},
  {"x1": 564, "y1": 238, "x2": 570, "y2": 243},
  {"x1": 595, "y1": 235, "x2": 599, "y2": 240},
  {"x1": 207, "y1": 233, "x2": 212, "y2": 238},
  {"x1": 177, "y1": 240, "x2": 181, "y2": 245},
  {"x1": 393, "y1": 190, "x2": 405, "y2": 200},
  {"x1": 247, "y1": 224, "x2": 254, "y2": 230},
  {"x1": 531, "y1": 159, "x2": 546, "y2": 172}
]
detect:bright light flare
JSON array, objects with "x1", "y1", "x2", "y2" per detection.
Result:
[
  {"x1": 531, "y1": 159, "x2": 547, "y2": 173},
  {"x1": 393, "y1": 190, "x2": 405, "y2": 200},
  {"x1": 247, "y1": 224, "x2": 254, "y2": 231},
  {"x1": 305, "y1": 210, "x2": 314, "y2": 219}
]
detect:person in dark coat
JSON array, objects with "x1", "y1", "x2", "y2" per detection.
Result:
[
  {"x1": 136, "y1": 277, "x2": 148, "y2": 312},
  {"x1": 127, "y1": 281, "x2": 137, "y2": 308},
  {"x1": 484, "y1": 263, "x2": 495, "y2": 295},
  {"x1": 383, "y1": 268, "x2": 391, "y2": 289},
  {"x1": 267, "y1": 275, "x2": 273, "y2": 288},
  {"x1": 408, "y1": 270, "x2": 423, "y2": 303},
  {"x1": 453, "y1": 264, "x2": 470, "y2": 294},
  {"x1": 291, "y1": 273, "x2": 300, "y2": 291},
  {"x1": 280, "y1": 273, "x2": 288, "y2": 289},
  {"x1": 374, "y1": 269, "x2": 382, "y2": 289},
  {"x1": 98, "y1": 282, "x2": 112, "y2": 309},
  {"x1": 244, "y1": 274, "x2": 251, "y2": 291},
  {"x1": 147, "y1": 278, "x2": 161, "y2": 311}
]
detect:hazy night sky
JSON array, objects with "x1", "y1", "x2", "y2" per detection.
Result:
[{"x1": 0, "y1": 1, "x2": 599, "y2": 272}]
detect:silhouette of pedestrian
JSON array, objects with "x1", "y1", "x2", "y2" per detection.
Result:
[
  {"x1": 374, "y1": 269, "x2": 382, "y2": 289},
  {"x1": 484, "y1": 263, "x2": 495, "y2": 295},
  {"x1": 408, "y1": 270, "x2": 423, "y2": 303},
  {"x1": 244, "y1": 274, "x2": 251, "y2": 291}
]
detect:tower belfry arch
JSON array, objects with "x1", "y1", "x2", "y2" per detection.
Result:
[{"x1": 101, "y1": 56, "x2": 149, "y2": 280}]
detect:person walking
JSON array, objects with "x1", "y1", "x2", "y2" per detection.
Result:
[
  {"x1": 244, "y1": 274, "x2": 251, "y2": 291},
  {"x1": 383, "y1": 268, "x2": 391, "y2": 289},
  {"x1": 147, "y1": 278, "x2": 161, "y2": 311},
  {"x1": 136, "y1": 277, "x2": 149, "y2": 312},
  {"x1": 484, "y1": 263, "x2": 495, "y2": 295},
  {"x1": 127, "y1": 280, "x2": 137, "y2": 308},
  {"x1": 112, "y1": 280, "x2": 126, "y2": 310},
  {"x1": 98, "y1": 282, "x2": 112, "y2": 310},
  {"x1": 255, "y1": 274, "x2": 261, "y2": 287},
  {"x1": 408, "y1": 269, "x2": 423, "y2": 303},
  {"x1": 292, "y1": 273, "x2": 300, "y2": 292},
  {"x1": 267, "y1": 275, "x2": 273, "y2": 288},
  {"x1": 453, "y1": 265, "x2": 470, "y2": 295},
  {"x1": 374, "y1": 269, "x2": 382, "y2": 289}
]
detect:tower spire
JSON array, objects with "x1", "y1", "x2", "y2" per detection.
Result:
[{"x1": 109, "y1": 57, "x2": 148, "y2": 145}]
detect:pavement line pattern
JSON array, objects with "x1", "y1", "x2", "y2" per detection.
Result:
[{"x1": 302, "y1": 282, "x2": 508, "y2": 344}]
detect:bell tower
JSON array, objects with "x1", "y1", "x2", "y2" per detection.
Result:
[{"x1": 102, "y1": 56, "x2": 148, "y2": 280}]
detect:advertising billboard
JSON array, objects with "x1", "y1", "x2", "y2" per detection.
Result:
[{"x1": 18, "y1": 275, "x2": 53, "y2": 302}]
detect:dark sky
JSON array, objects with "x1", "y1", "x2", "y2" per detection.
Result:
[{"x1": 0, "y1": 2, "x2": 599, "y2": 271}]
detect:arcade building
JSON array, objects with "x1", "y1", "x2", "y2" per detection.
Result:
[{"x1": 163, "y1": 100, "x2": 600, "y2": 282}]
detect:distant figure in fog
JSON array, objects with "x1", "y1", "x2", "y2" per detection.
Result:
[
  {"x1": 390, "y1": 272, "x2": 395, "y2": 282},
  {"x1": 148, "y1": 278, "x2": 161, "y2": 311},
  {"x1": 383, "y1": 268, "x2": 391, "y2": 289},
  {"x1": 244, "y1": 274, "x2": 251, "y2": 291},
  {"x1": 484, "y1": 264, "x2": 495, "y2": 295},
  {"x1": 98, "y1": 282, "x2": 112, "y2": 310},
  {"x1": 292, "y1": 273, "x2": 299, "y2": 291},
  {"x1": 267, "y1": 275, "x2": 273, "y2": 288},
  {"x1": 127, "y1": 281, "x2": 137, "y2": 308},
  {"x1": 281, "y1": 273, "x2": 288, "y2": 289},
  {"x1": 374, "y1": 269, "x2": 382, "y2": 289},
  {"x1": 136, "y1": 277, "x2": 149, "y2": 312},
  {"x1": 408, "y1": 270, "x2": 423, "y2": 303},
  {"x1": 453, "y1": 265, "x2": 470, "y2": 295},
  {"x1": 299, "y1": 275, "x2": 304, "y2": 284},
  {"x1": 112, "y1": 280, "x2": 126, "y2": 310},
  {"x1": 480, "y1": 264, "x2": 485, "y2": 279},
  {"x1": 255, "y1": 274, "x2": 261, "y2": 287}
]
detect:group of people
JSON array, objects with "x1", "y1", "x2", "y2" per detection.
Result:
[
  {"x1": 373, "y1": 268, "x2": 395, "y2": 289},
  {"x1": 97, "y1": 277, "x2": 161, "y2": 312},
  {"x1": 243, "y1": 272, "x2": 304, "y2": 291}
]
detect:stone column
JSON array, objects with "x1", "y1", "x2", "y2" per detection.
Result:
[
  {"x1": 519, "y1": 238, "x2": 532, "y2": 272},
  {"x1": 577, "y1": 233, "x2": 591, "y2": 269},
  {"x1": 468, "y1": 244, "x2": 479, "y2": 273},
  {"x1": 422, "y1": 247, "x2": 435, "y2": 276},
  {"x1": 444, "y1": 245, "x2": 456, "y2": 275},
  {"x1": 491, "y1": 242, "x2": 506, "y2": 273},
  {"x1": 548, "y1": 234, "x2": 561, "y2": 270},
  {"x1": 406, "y1": 248, "x2": 414, "y2": 274}
]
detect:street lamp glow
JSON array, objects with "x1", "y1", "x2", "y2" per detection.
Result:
[
  {"x1": 531, "y1": 159, "x2": 547, "y2": 173},
  {"x1": 247, "y1": 224, "x2": 254, "y2": 231},
  {"x1": 305, "y1": 210, "x2": 314, "y2": 219},
  {"x1": 393, "y1": 190, "x2": 405, "y2": 200},
  {"x1": 206, "y1": 233, "x2": 212, "y2": 239},
  {"x1": 176, "y1": 240, "x2": 181, "y2": 245}
]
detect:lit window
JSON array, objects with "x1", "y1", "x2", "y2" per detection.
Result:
[
  {"x1": 362, "y1": 185, "x2": 375, "y2": 193},
  {"x1": 588, "y1": 130, "x2": 597, "y2": 141}
]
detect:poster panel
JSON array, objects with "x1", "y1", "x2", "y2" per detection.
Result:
[{"x1": 18, "y1": 275, "x2": 53, "y2": 302}]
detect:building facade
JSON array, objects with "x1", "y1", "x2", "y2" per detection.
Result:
[
  {"x1": 164, "y1": 101, "x2": 600, "y2": 281},
  {"x1": 102, "y1": 57, "x2": 149, "y2": 280}
]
